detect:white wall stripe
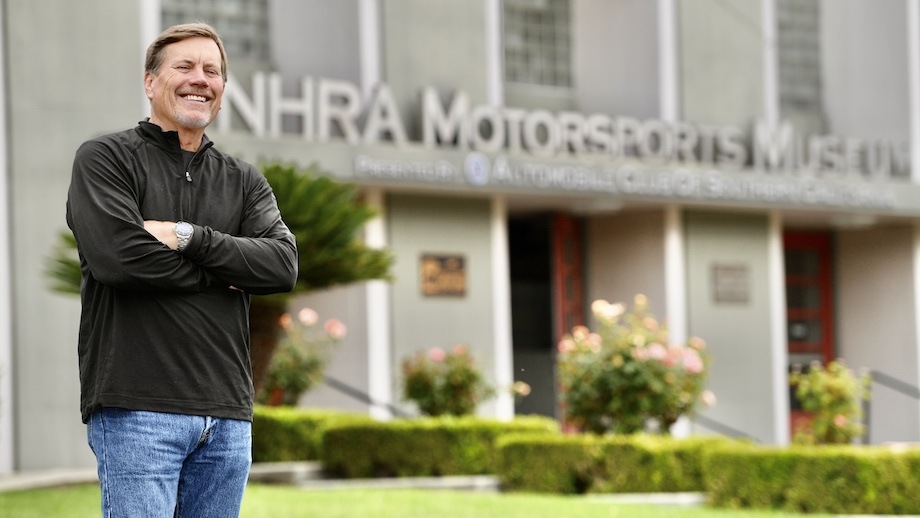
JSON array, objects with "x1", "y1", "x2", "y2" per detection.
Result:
[
  {"x1": 358, "y1": 0, "x2": 382, "y2": 101},
  {"x1": 484, "y1": 0, "x2": 504, "y2": 106},
  {"x1": 761, "y1": 0, "x2": 780, "y2": 129},
  {"x1": 657, "y1": 0, "x2": 679, "y2": 122},
  {"x1": 139, "y1": 0, "x2": 161, "y2": 118},
  {"x1": 0, "y1": 0, "x2": 15, "y2": 476},
  {"x1": 911, "y1": 0, "x2": 920, "y2": 437},
  {"x1": 909, "y1": 0, "x2": 920, "y2": 183}
]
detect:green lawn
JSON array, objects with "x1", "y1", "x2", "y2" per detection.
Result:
[{"x1": 0, "y1": 483, "x2": 832, "y2": 518}]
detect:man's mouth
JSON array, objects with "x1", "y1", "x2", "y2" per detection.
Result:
[{"x1": 181, "y1": 94, "x2": 209, "y2": 103}]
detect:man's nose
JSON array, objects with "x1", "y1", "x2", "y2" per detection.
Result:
[{"x1": 188, "y1": 67, "x2": 209, "y2": 85}]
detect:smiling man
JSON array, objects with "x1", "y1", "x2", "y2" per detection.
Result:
[{"x1": 66, "y1": 23, "x2": 298, "y2": 517}]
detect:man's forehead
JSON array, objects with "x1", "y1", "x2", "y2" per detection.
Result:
[{"x1": 163, "y1": 37, "x2": 222, "y2": 62}]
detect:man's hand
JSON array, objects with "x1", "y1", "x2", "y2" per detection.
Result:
[{"x1": 144, "y1": 220, "x2": 179, "y2": 250}]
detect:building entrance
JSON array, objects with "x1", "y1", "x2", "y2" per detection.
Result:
[
  {"x1": 784, "y1": 230, "x2": 836, "y2": 434},
  {"x1": 508, "y1": 213, "x2": 584, "y2": 419}
]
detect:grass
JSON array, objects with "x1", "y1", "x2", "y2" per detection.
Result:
[{"x1": 0, "y1": 483, "x2": 832, "y2": 518}]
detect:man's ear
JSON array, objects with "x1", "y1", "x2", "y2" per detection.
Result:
[{"x1": 143, "y1": 72, "x2": 154, "y2": 100}]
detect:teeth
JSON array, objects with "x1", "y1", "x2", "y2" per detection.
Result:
[{"x1": 184, "y1": 95, "x2": 207, "y2": 102}]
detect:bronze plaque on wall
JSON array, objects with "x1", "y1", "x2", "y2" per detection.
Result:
[
  {"x1": 420, "y1": 254, "x2": 466, "y2": 297},
  {"x1": 712, "y1": 263, "x2": 750, "y2": 303}
]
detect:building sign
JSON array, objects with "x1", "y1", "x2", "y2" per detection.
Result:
[
  {"x1": 420, "y1": 254, "x2": 466, "y2": 297},
  {"x1": 712, "y1": 264, "x2": 750, "y2": 304},
  {"x1": 355, "y1": 154, "x2": 897, "y2": 210},
  {"x1": 217, "y1": 72, "x2": 920, "y2": 214},
  {"x1": 219, "y1": 72, "x2": 910, "y2": 180}
]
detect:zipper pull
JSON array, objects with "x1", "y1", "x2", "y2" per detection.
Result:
[{"x1": 185, "y1": 171, "x2": 192, "y2": 182}]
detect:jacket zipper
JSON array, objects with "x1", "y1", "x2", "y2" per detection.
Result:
[{"x1": 181, "y1": 142, "x2": 213, "y2": 216}]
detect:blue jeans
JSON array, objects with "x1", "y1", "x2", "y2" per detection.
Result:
[{"x1": 87, "y1": 408, "x2": 252, "y2": 517}]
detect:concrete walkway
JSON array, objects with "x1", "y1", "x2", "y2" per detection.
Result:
[
  {"x1": 0, "y1": 462, "x2": 504, "y2": 494},
  {"x1": 0, "y1": 462, "x2": 699, "y2": 503}
]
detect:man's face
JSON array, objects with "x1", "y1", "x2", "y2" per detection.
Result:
[{"x1": 144, "y1": 36, "x2": 225, "y2": 132}]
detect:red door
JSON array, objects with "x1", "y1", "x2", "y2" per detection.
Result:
[{"x1": 784, "y1": 232, "x2": 835, "y2": 363}]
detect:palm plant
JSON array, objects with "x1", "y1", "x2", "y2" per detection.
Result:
[{"x1": 48, "y1": 162, "x2": 393, "y2": 391}]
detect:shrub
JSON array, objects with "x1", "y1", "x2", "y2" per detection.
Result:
[
  {"x1": 321, "y1": 415, "x2": 558, "y2": 478},
  {"x1": 401, "y1": 345, "x2": 495, "y2": 416},
  {"x1": 557, "y1": 294, "x2": 714, "y2": 434},
  {"x1": 251, "y1": 405, "x2": 372, "y2": 462},
  {"x1": 497, "y1": 434, "x2": 601, "y2": 493},
  {"x1": 497, "y1": 433, "x2": 732, "y2": 494},
  {"x1": 789, "y1": 359, "x2": 871, "y2": 445},
  {"x1": 256, "y1": 308, "x2": 346, "y2": 406},
  {"x1": 704, "y1": 443, "x2": 920, "y2": 515}
]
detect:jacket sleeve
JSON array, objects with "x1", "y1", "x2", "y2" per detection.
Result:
[
  {"x1": 66, "y1": 139, "x2": 218, "y2": 292},
  {"x1": 180, "y1": 166, "x2": 298, "y2": 295}
]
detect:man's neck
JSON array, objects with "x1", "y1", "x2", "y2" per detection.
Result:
[{"x1": 148, "y1": 116, "x2": 204, "y2": 151}]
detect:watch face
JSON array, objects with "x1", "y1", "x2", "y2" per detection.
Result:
[{"x1": 176, "y1": 222, "x2": 193, "y2": 237}]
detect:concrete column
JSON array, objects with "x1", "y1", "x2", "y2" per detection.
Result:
[
  {"x1": 491, "y1": 196, "x2": 514, "y2": 420},
  {"x1": 768, "y1": 211, "x2": 789, "y2": 445},
  {"x1": 664, "y1": 206, "x2": 687, "y2": 344},
  {"x1": 364, "y1": 188, "x2": 392, "y2": 419}
]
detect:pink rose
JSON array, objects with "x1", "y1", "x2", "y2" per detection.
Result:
[
  {"x1": 557, "y1": 338, "x2": 576, "y2": 353},
  {"x1": 632, "y1": 347, "x2": 649, "y2": 362},
  {"x1": 323, "y1": 318, "x2": 347, "y2": 340},
  {"x1": 586, "y1": 333, "x2": 603, "y2": 352},
  {"x1": 647, "y1": 342, "x2": 667, "y2": 361},
  {"x1": 278, "y1": 313, "x2": 293, "y2": 330},
  {"x1": 682, "y1": 348, "x2": 703, "y2": 374},
  {"x1": 701, "y1": 390, "x2": 717, "y2": 407},
  {"x1": 428, "y1": 347, "x2": 446, "y2": 362},
  {"x1": 298, "y1": 307, "x2": 319, "y2": 326},
  {"x1": 834, "y1": 414, "x2": 848, "y2": 427}
]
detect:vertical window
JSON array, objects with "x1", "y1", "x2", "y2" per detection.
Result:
[
  {"x1": 776, "y1": 0, "x2": 824, "y2": 130},
  {"x1": 503, "y1": 0, "x2": 572, "y2": 88},
  {"x1": 161, "y1": 0, "x2": 270, "y2": 63}
]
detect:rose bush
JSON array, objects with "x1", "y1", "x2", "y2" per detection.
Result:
[
  {"x1": 401, "y1": 344, "x2": 495, "y2": 416},
  {"x1": 256, "y1": 307, "x2": 346, "y2": 406},
  {"x1": 790, "y1": 359, "x2": 870, "y2": 445},
  {"x1": 557, "y1": 294, "x2": 714, "y2": 434}
]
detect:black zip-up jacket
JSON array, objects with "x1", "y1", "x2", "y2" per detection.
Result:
[{"x1": 66, "y1": 120, "x2": 298, "y2": 423}]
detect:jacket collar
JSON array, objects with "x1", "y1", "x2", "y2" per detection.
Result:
[{"x1": 135, "y1": 119, "x2": 214, "y2": 158}]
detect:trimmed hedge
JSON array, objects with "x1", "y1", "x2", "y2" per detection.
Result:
[
  {"x1": 252, "y1": 405, "x2": 373, "y2": 462},
  {"x1": 497, "y1": 433, "x2": 733, "y2": 494},
  {"x1": 320, "y1": 415, "x2": 559, "y2": 478},
  {"x1": 704, "y1": 444, "x2": 920, "y2": 515}
]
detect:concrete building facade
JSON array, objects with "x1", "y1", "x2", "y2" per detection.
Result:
[{"x1": 2, "y1": 0, "x2": 920, "y2": 472}]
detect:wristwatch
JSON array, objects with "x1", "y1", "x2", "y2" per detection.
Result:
[{"x1": 174, "y1": 221, "x2": 193, "y2": 252}]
